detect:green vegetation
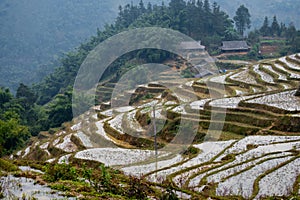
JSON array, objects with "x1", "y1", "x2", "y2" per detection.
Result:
[
  {"x1": 0, "y1": 158, "x2": 18, "y2": 172},
  {"x1": 182, "y1": 146, "x2": 200, "y2": 159},
  {"x1": 41, "y1": 161, "x2": 167, "y2": 199},
  {"x1": 0, "y1": 87, "x2": 32, "y2": 156}
]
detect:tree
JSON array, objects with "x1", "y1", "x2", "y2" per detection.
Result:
[
  {"x1": 0, "y1": 89, "x2": 31, "y2": 155},
  {"x1": 279, "y1": 22, "x2": 287, "y2": 37},
  {"x1": 0, "y1": 88, "x2": 13, "y2": 112},
  {"x1": 247, "y1": 29, "x2": 260, "y2": 45},
  {"x1": 168, "y1": 0, "x2": 188, "y2": 33},
  {"x1": 296, "y1": 84, "x2": 300, "y2": 96},
  {"x1": 203, "y1": 0, "x2": 211, "y2": 13},
  {"x1": 16, "y1": 83, "x2": 37, "y2": 108},
  {"x1": 138, "y1": 0, "x2": 146, "y2": 14},
  {"x1": 202, "y1": 0, "x2": 213, "y2": 35},
  {"x1": 286, "y1": 23, "x2": 297, "y2": 43},
  {"x1": 290, "y1": 31, "x2": 300, "y2": 53},
  {"x1": 196, "y1": 0, "x2": 203, "y2": 9},
  {"x1": 0, "y1": 117, "x2": 30, "y2": 156},
  {"x1": 233, "y1": 5, "x2": 251, "y2": 36},
  {"x1": 271, "y1": 15, "x2": 280, "y2": 36},
  {"x1": 47, "y1": 90, "x2": 73, "y2": 128},
  {"x1": 146, "y1": 2, "x2": 152, "y2": 12},
  {"x1": 211, "y1": 2, "x2": 233, "y2": 37},
  {"x1": 224, "y1": 27, "x2": 240, "y2": 40},
  {"x1": 260, "y1": 16, "x2": 270, "y2": 36}
]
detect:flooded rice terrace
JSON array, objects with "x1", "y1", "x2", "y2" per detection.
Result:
[{"x1": 1, "y1": 167, "x2": 75, "y2": 199}]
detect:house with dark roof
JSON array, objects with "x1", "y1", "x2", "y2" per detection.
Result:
[
  {"x1": 220, "y1": 41, "x2": 251, "y2": 53},
  {"x1": 194, "y1": 69, "x2": 214, "y2": 78},
  {"x1": 179, "y1": 41, "x2": 205, "y2": 52}
]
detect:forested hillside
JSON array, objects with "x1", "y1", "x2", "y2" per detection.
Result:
[
  {"x1": 0, "y1": 0, "x2": 161, "y2": 92},
  {"x1": 1, "y1": 0, "x2": 299, "y2": 92}
]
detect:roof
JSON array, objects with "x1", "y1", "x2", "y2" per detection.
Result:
[
  {"x1": 180, "y1": 41, "x2": 205, "y2": 50},
  {"x1": 194, "y1": 69, "x2": 215, "y2": 78},
  {"x1": 220, "y1": 41, "x2": 250, "y2": 51}
]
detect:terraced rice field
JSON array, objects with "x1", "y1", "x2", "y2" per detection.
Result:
[{"x1": 14, "y1": 54, "x2": 300, "y2": 199}]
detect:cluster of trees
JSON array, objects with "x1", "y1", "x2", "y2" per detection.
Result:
[
  {"x1": 117, "y1": 0, "x2": 234, "y2": 38},
  {"x1": 0, "y1": 82, "x2": 74, "y2": 155},
  {"x1": 116, "y1": 0, "x2": 253, "y2": 48},
  {"x1": 246, "y1": 16, "x2": 300, "y2": 55},
  {"x1": 260, "y1": 16, "x2": 292, "y2": 37},
  {"x1": 0, "y1": 87, "x2": 31, "y2": 156}
]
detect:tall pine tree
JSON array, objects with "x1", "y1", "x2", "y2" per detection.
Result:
[
  {"x1": 271, "y1": 15, "x2": 280, "y2": 36},
  {"x1": 260, "y1": 16, "x2": 270, "y2": 36},
  {"x1": 233, "y1": 5, "x2": 251, "y2": 36}
]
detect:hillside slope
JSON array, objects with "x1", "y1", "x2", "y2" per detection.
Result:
[
  {"x1": 13, "y1": 53, "x2": 300, "y2": 199},
  {"x1": 0, "y1": 0, "x2": 161, "y2": 91}
]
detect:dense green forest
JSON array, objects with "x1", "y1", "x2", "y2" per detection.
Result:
[{"x1": 1, "y1": 0, "x2": 300, "y2": 156}]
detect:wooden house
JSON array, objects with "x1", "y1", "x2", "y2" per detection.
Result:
[
  {"x1": 220, "y1": 41, "x2": 250, "y2": 53},
  {"x1": 179, "y1": 41, "x2": 205, "y2": 52}
]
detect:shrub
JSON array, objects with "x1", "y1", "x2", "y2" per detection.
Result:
[
  {"x1": 127, "y1": 176, "x2": 150, "y2": 199},
  {"x1": 182, "y1": 146, "x2": 200, "y2": 158},
  {"x1": 43, "y1": 163, "x2": 78, "y2": 182},
  {"x1": 221, "y1": 154, "x2": 235, "y2": 161},
  {"x1": 0, "y1": 159, "x2": 18, "y2": 172}
]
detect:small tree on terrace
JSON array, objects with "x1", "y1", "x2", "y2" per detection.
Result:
[{"x1": 233, "y1": 5, "x2": 251, "y2": 36}]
